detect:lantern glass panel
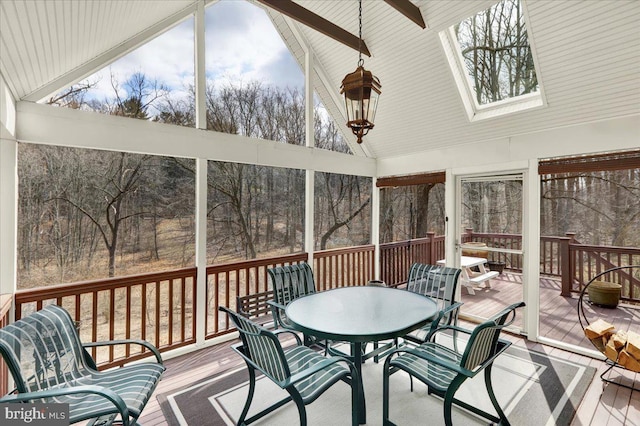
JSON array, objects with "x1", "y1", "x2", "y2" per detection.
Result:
[{"x1": 368, "y1": 91, "x2": 380, "y2": 123}]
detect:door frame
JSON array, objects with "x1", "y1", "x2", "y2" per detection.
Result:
[{"x1": 444, "y1": 160, "x2": 540, "y2": 340}]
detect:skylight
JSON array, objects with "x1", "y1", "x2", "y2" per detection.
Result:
[{"x1": 440, "y1": 0, "x2": 544, "y2": 121}]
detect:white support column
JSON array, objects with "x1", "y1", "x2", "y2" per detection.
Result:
[
  {"x1": 194, "y1": 0, "x2": 207, "y2": 130},
  {"x1": 444, "y1": 169, "x2": 460, "y2": 300},
  {"x1": 194, "y1": 1, "x2": 207, "y2": 345},
  {"x1": 304, "y1": 47, "x2": 315, "y2": 265},
  {"x1": 1, "y1": 72, "x2": 17, "y2": 320},
  {"x1": 444, "y1": 169, "x2": 457, "y2": 266},
  {"x1": 523, "y1": 160, "x2": 541, "y2": 341},
  {"x1": 305, "y1": 171, "x2": 315, "y2": 264},
  {"x1": 195, "y1": 158, "x2": 208, "y2": 346},
  {"x1": 371, "y1": 177, "x2": 380, "y2": 280},
  {"x1": 0, "y1": 138, "x2": 17, "y2": 298}
]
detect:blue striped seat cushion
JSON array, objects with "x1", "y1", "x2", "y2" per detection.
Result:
[
  {"x1": 284, "y1": 345, "x2": 350, "y2": 402},
  {"x1": 389, "y1": 343, "x2": 461, "y2": 392},
  {"x1": 40, "y1": 362, "x2": 165, "y2": 423}
]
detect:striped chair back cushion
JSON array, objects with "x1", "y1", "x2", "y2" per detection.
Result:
[
  {"x1": 231, "y1": 311, "x2": 289, "y2": 382},
  {"x1": 461, "y1": 304, "x2": 516, "y2": 371},
  {"x1": 269, "y1": 263, "x2": 316, "y2": 306},
  {"x1": 407, "y1": 263, "x2": 461, "y2": 324},
  {"x1": 462, "y1": 326, "x2": 500, "y2": 370},
  {"x1": 0, "y1": 305, "x2": 87, "y2": 394}
]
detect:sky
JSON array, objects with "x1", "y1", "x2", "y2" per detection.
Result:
[{"x1": 79, "y1": 0, "x2": 305, "y2": 104}]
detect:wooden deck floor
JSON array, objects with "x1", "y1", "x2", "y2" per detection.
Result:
[
  {"x1": 459, "y1": 272, "x2": 640, "y2": 349},
  {"x1": 138, "y1": 274, "x2": 640, "y2": 425}
]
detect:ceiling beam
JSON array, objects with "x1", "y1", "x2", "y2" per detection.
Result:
[
  {"x1": 256, "y1": 0, "x2": 371, "y2": 56},
  {"x1": 384, "y1": 0, "x2": 426, "y2": 29}
]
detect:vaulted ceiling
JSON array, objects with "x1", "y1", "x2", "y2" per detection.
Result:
[{"x1": 1, "y1": 0, "x2": 639, "y2": 160}]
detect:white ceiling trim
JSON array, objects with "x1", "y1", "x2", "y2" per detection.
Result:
[{"x1": 22, "y1": 2, "x2": 199, "y2": 103}]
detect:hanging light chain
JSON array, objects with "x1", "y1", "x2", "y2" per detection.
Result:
[{"x1": 358, "y1": 0, "x2": 363, "y2": 67}]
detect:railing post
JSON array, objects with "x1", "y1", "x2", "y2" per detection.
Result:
[
  {"x1": 560, "y1": 233, "x2": 576, "y2": 296},
  {"x1": 427, "y1": 232, "x2": 436, "y2": 264},
  {"x1": 464, "y1": 228, "x2": 474, "y2": 243}
]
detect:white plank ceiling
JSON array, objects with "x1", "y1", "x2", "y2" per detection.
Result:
[{"x1": 1, "y1": 0, "x2": 639, "y2": 160}]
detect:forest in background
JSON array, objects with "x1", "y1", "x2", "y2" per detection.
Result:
[{"x1": 17, "y1": 78, "x2": 374, "y2": 288}]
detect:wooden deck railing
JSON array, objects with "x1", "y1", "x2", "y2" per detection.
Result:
[
  {"x1": 314, "y1": 245, "x2": 375, "y2": 290},
  {"x1": 205, "y1": 246, "x2": 377, "y2": 338},
  {"x1": 463, "y1": 229, "x2": 640, "y2": 300},
  {"x1": 205, "y1": 253, "x2": 308, "y2": 339},
  {"x1": 379, "y1": 233, "x2": 444, "y2": 287},
  {"x1": 570, "y1": 243, "x2": 640, "y2": 301},
  {"x1": 14, "y1": 268, "x2": 197, "y2": 369},
  {"x1": 6, "y1": 232, "x2": 639, "y2": 375}
]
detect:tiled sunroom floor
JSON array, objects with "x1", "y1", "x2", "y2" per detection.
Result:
[{"x1": 139, "y1": 273, "x2": 639, "y2": 425}]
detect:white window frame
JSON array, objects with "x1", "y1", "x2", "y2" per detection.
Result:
[{"x1": 438, "y1": 0, "x2": 546, "y2": 122}]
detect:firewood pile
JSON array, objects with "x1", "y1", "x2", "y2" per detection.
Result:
[{"x1": 585, "y1": 319, "x2": 640, "y2": 372}]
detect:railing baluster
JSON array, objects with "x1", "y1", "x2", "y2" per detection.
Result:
[
  {"x1": 141, "y1": 283, "x2": 147, "y2": 342},
  {"x1": 155, "y1": 280, "x2": 160, "y2": 350},
  {"x1": 91, "y1": 291, "x2": 98, "y2": 361},
  {"x1": 169, "y1": 278, "x2": 174, "y2": 346},
  {"x1": 109, "y1": 288, "x2": 115, "y2": 362},
  {"x1": 126, "y1": 286, "x2": 131, "y2": 358},
  {"x1": 181, "y1": 276, "x2": 186, "y2": 343}
]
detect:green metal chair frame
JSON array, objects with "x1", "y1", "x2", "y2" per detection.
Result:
[
  {"x1": 219, "y1": 306, "x2": 361, "y2": 426},
  {"x1": 383, "y1": 301, "x2": 525, "y2": 426},
  {"x1": 0, "y1": 304, "x2": 165, "y2": 426},
  {"x1": 403, "y1": 263, "x2": 463, "y2": 345},
  {"x1": 267, "y1": 262, "x2": 320, "y2": 347}
]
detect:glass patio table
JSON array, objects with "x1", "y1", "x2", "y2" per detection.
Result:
[{"x1": 285, "y1": 286, "x2": 438, "y2": 424}]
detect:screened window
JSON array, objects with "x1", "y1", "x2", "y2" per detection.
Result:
[
  {"x1": 17, "y1": 143, "x2": 195, "y2": 288},
  {"x1": 314, "y1": 172, "x2": 371, "y2": 250},
  {"x1": 379, "y1": 184, "x2": 445, "y2": 244},
  {"x1": 207, "y1": 162, "x2": 305, "y2": 262}
]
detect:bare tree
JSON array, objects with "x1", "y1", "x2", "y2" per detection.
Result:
[
  {"x1": 541, "y1": 171, "x2": 640, "y2": 246},
  {"x1": 456, "y1": 0, "x2": 537, "y2": 104}
]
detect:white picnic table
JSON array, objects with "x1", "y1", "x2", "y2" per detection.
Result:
[{"x1": 437, "y1": 256, "x2": 499, "y2": 295}]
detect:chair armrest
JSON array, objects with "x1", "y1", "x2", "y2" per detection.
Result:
[
  {"x1": 0, "y1": 385, "x2": 131, "y2": 425},
  {"x1": 427, "y1": 323, "x2": 473, "y2": 341},
  {"x1": 83, "y1": 339, "x2": 163, "y2": 365},
  {"x1": 267, "y1": 300, "x2": 286, "y2": 310},
  {"x1": 467, "y1": 338, "x2": 512, "y2": 373},
  {"x1": 231, "y1": 342, "x2": 286, "y2": 380},
  {"x1": 442, "y1": 301, "x2": 463, "y2": 317},
  {"x1": 273, "y1": 328, "x2": 303, "y2": 346},
  {"x1": 425, "y1": 302, "x2": 463, "y2": 340},
  {"x1": 267, "y1": 300, "x2": 288, "y2": 328}
]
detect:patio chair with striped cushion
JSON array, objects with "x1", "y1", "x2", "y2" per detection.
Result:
[
  {"x1": 219, "y1": 306, "x2": 361, "y2": 426},
  {"x1": 0, "y1": 304, "x2": 165, "y2": 426},
  {"x1": 267, "y1": 262, "x2": 321, "y2": 347},
  {"x1": 403, "y1": 263, "x2": 463, "y2": 345},
  {"x1": 383, "y1": 301, "x2": 525, "y2": 426}
]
